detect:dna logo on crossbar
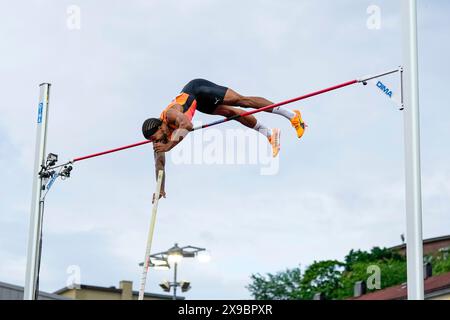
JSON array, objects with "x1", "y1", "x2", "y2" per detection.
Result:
[{"x1": 376, "y1": 81, "x2": 394, "y2": 98}]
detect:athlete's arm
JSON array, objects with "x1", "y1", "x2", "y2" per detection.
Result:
[
  {"x1": 153, "y1": 151, "x2": 166, "y2": 203},
  {"x1": 153, "y1": 107, "x2": 193, "y2": 153}
]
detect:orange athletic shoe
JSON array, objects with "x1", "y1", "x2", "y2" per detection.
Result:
[
  {"x1": 290, "y1": 110, "x2": 306, "y2": 139},
  {"x1": 268, "y1": 128, "x2": 281, "y2": 158}
]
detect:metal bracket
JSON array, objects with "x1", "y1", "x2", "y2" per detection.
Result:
[
  {"x1": 399, "y1": 66, "x2": 405, "y2": 111},
  {"x1": 39, "y1": 153, "x2": 74, "y2": 199},
  {"x1": 359, "y1": 66, "x2": 405, "y2": 111}
]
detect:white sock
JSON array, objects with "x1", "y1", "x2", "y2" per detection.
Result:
[
  {"x1": 271, "y1": 106, "x2": 295, "y2": 120},
  {"x1": 253, "y1": 121, "x2": 272, "y2": 138}
]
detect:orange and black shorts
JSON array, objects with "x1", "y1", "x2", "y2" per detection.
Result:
[{"x1": 182, "y1": 79, "x2": 228, "y2": 114}]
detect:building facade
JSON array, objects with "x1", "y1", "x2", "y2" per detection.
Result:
[
  {"x1": 1, "y1": 280, "x2": 182, "y2": 300},
  {"x1": 54, "y1": 280, "x2": 183, "y2": 300},
  {"x1": 0, "y1": 281, "x2": 69, "y2": 300}
]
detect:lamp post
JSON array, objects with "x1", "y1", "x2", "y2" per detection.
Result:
[
  {"x1": 167, "y1": 243, "x2": 183, "y2": 300},
  {"x1": 141, "y1": 243, "x2": 210, "y2": 300}
]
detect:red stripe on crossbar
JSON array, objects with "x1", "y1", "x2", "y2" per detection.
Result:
[{"x1": 73, "y1": 140, "x2": 152, "y2": 162}]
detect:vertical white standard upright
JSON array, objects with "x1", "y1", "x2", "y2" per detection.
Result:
[
  {"x1": 24, "y1": 83, "x2": 51, "y2": 300},
  {"x1": 402, "y1": 0, "x2": 424, "y2": 300},
  {"x1": 138, "y1": 170, "x2": 164, "y2": 300}
]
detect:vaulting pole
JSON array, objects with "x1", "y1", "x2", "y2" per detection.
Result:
[{"x1": 138, "y1": 170, "x2": 164, "y2": 300}]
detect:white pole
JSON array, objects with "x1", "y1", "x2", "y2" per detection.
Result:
[
  {"x1": 138, "y1": 170, "x2": 164, "y2": 300},
  {"x1": 24, "y1": 83, "x2": 51, "y2": 300},
  {"x1": 402, "y1": 0, "x2": 424, "y2": 300}
]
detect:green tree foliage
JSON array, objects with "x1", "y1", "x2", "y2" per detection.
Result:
[
  {"x1": 247, "y1": 261, "x2": 345, "y2": 300},
  {"x1": 427, "y1": 252, "x2": 450, "y2": 274},
  {"x1": 248, "y1": 247, "x2": 412, "y2": 300},
  {"x1": 247, "y1": 268, "x2": 302, "y2": 300},
  {"x1": 298, "y1": 260, "x2": 345, "y2": 300},
  {"x1": 248, "y1": 247, "x2": 450, "y2": 300},
  {"x1": 344, "y1": 247, "x2": 405, "y2": 271},
  {"x1": 338, "y1": 260, "x2": 407, "y2": 298}
]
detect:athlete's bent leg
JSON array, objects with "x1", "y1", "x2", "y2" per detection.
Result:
[
  {"x1": 213, "y1": 105, "x2": 280, "y2": 157},
  {"x1": 213, "y1": 105, "x2": 257, "y2": 129},
  {"x1": 222, "y1": 88, "x2": 305, "y2": 139},
  {"x1": 213, "y1": 105, "x2": 273, "y2": 137}
]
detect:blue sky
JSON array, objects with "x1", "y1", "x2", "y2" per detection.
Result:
[{"x1": 0, "y1": 0, "x2": 449, "y2": 299}]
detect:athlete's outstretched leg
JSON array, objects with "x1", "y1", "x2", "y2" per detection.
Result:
[
  {"x1": 222, "y1": 88, "x2": 275, "y2": 110},
  {"x1": 222, "y1": 88, "x2": 306, "y2": 139},
  {"x1": 213, "y1": 105, "x2": 280, "y2": 157},
  {"x1": 223, "y1": 88, "x2": 295, "y2": 118}
]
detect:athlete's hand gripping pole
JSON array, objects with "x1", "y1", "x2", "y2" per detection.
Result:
[{"x1": 138, "y1": 170, "x2": 164, "y2": 300}]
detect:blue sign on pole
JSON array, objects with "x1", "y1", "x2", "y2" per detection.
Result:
[{"x1": 37, "y1": 103, "x2": 43, "y2": 124}]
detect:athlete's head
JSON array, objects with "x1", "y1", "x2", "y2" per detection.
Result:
[{"x1": 142, "y1": 118, "x2": 169, "y2": 142}]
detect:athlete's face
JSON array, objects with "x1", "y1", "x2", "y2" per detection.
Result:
[{"x1": 151, "y1": 123, "x2": 170, "y2": 143}]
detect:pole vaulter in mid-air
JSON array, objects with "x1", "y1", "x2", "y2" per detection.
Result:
[
  {"x1": 141, "y1": 70, "x2": 402, "y2": 201},
  {"x1": 141, "y1": 78, "x2": 307, "y2": 200}
]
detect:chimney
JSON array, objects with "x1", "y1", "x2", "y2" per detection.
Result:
[
  {"x1": 424, "y1": 262, "x2": 432, "y2": 280},
  {"x1": 119, "y1": 280, "x2": 133, "y2": 300},
  {"x1": 313, "y1": 292, "x2": 326, "y2": 300},
  {"x1": 354, "y1": 281, "x2": 367, "y2": 298}
]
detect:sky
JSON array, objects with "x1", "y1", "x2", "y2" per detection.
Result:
[{"x1": 0, "y1": 0, "x2": 449, "y2": 300}]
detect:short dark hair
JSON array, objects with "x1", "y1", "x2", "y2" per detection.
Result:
[{"x1": 142, "y1": 118, "x2": 162, "y2": 140}]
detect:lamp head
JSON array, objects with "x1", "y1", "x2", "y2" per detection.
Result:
[{"x1": 159, "y1": 281, "x2": 171, "y2": 292}]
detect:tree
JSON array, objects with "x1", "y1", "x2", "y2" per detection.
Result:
[
  {"x1": 298, "y1": 260, "x2": 345, "y2": 300},
  {"x1": 427, "y1": 252, "x2": 450, "y2": 274},
  {"x1": 344, "y1": 247, "x2": 405, "y2": 271},
  {"x1": 338, "y1": 260, "x2": 407, "y2": 298},
  {"x1": 247, "y1": 261, "x2": 344, "y2": 300},
  {"x1": 247, "y1": 268, "x2": 302, "y2": 300},
  {"x1": 248, "y1": 247, "x2": 409, "y2": 300}
]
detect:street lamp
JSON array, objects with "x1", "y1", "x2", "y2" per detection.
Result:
[
  {"x1": 140, "y1": 243, "x2": 210, "y2": 300},
  {"x1": 167, "y1": 243, "x2": 183, "y2": 265},
  {"x1": 152, "y1": 259, "x2": 170, "y2": 271},
  {"x1": 159, "y1": 281, "x2": 171, "y2": 292},
  {"x1": 180, "y1": 281, "x2": 191, "y2": 292}
]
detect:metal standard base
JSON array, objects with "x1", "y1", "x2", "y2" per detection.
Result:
[
  {"x1": 24, "y1": 83, "x2": 51, "y2": 300},
  {"x1": 402, "y1": 0, "x2": 424, "y2": 300}
]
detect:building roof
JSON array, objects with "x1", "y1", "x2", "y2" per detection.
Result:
[
  {"x1": 54, "y1": 284, "x2": 183, "y2": 300},
  {"x1": 350, "y1": 272, "x2": 450, "y2": 300},
  {"x1": 389, "y1": 234, "x2": 450, "y2": 252},
  {"x1": 0, "y1": 281, "x2": 70, "y2": 300}
]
